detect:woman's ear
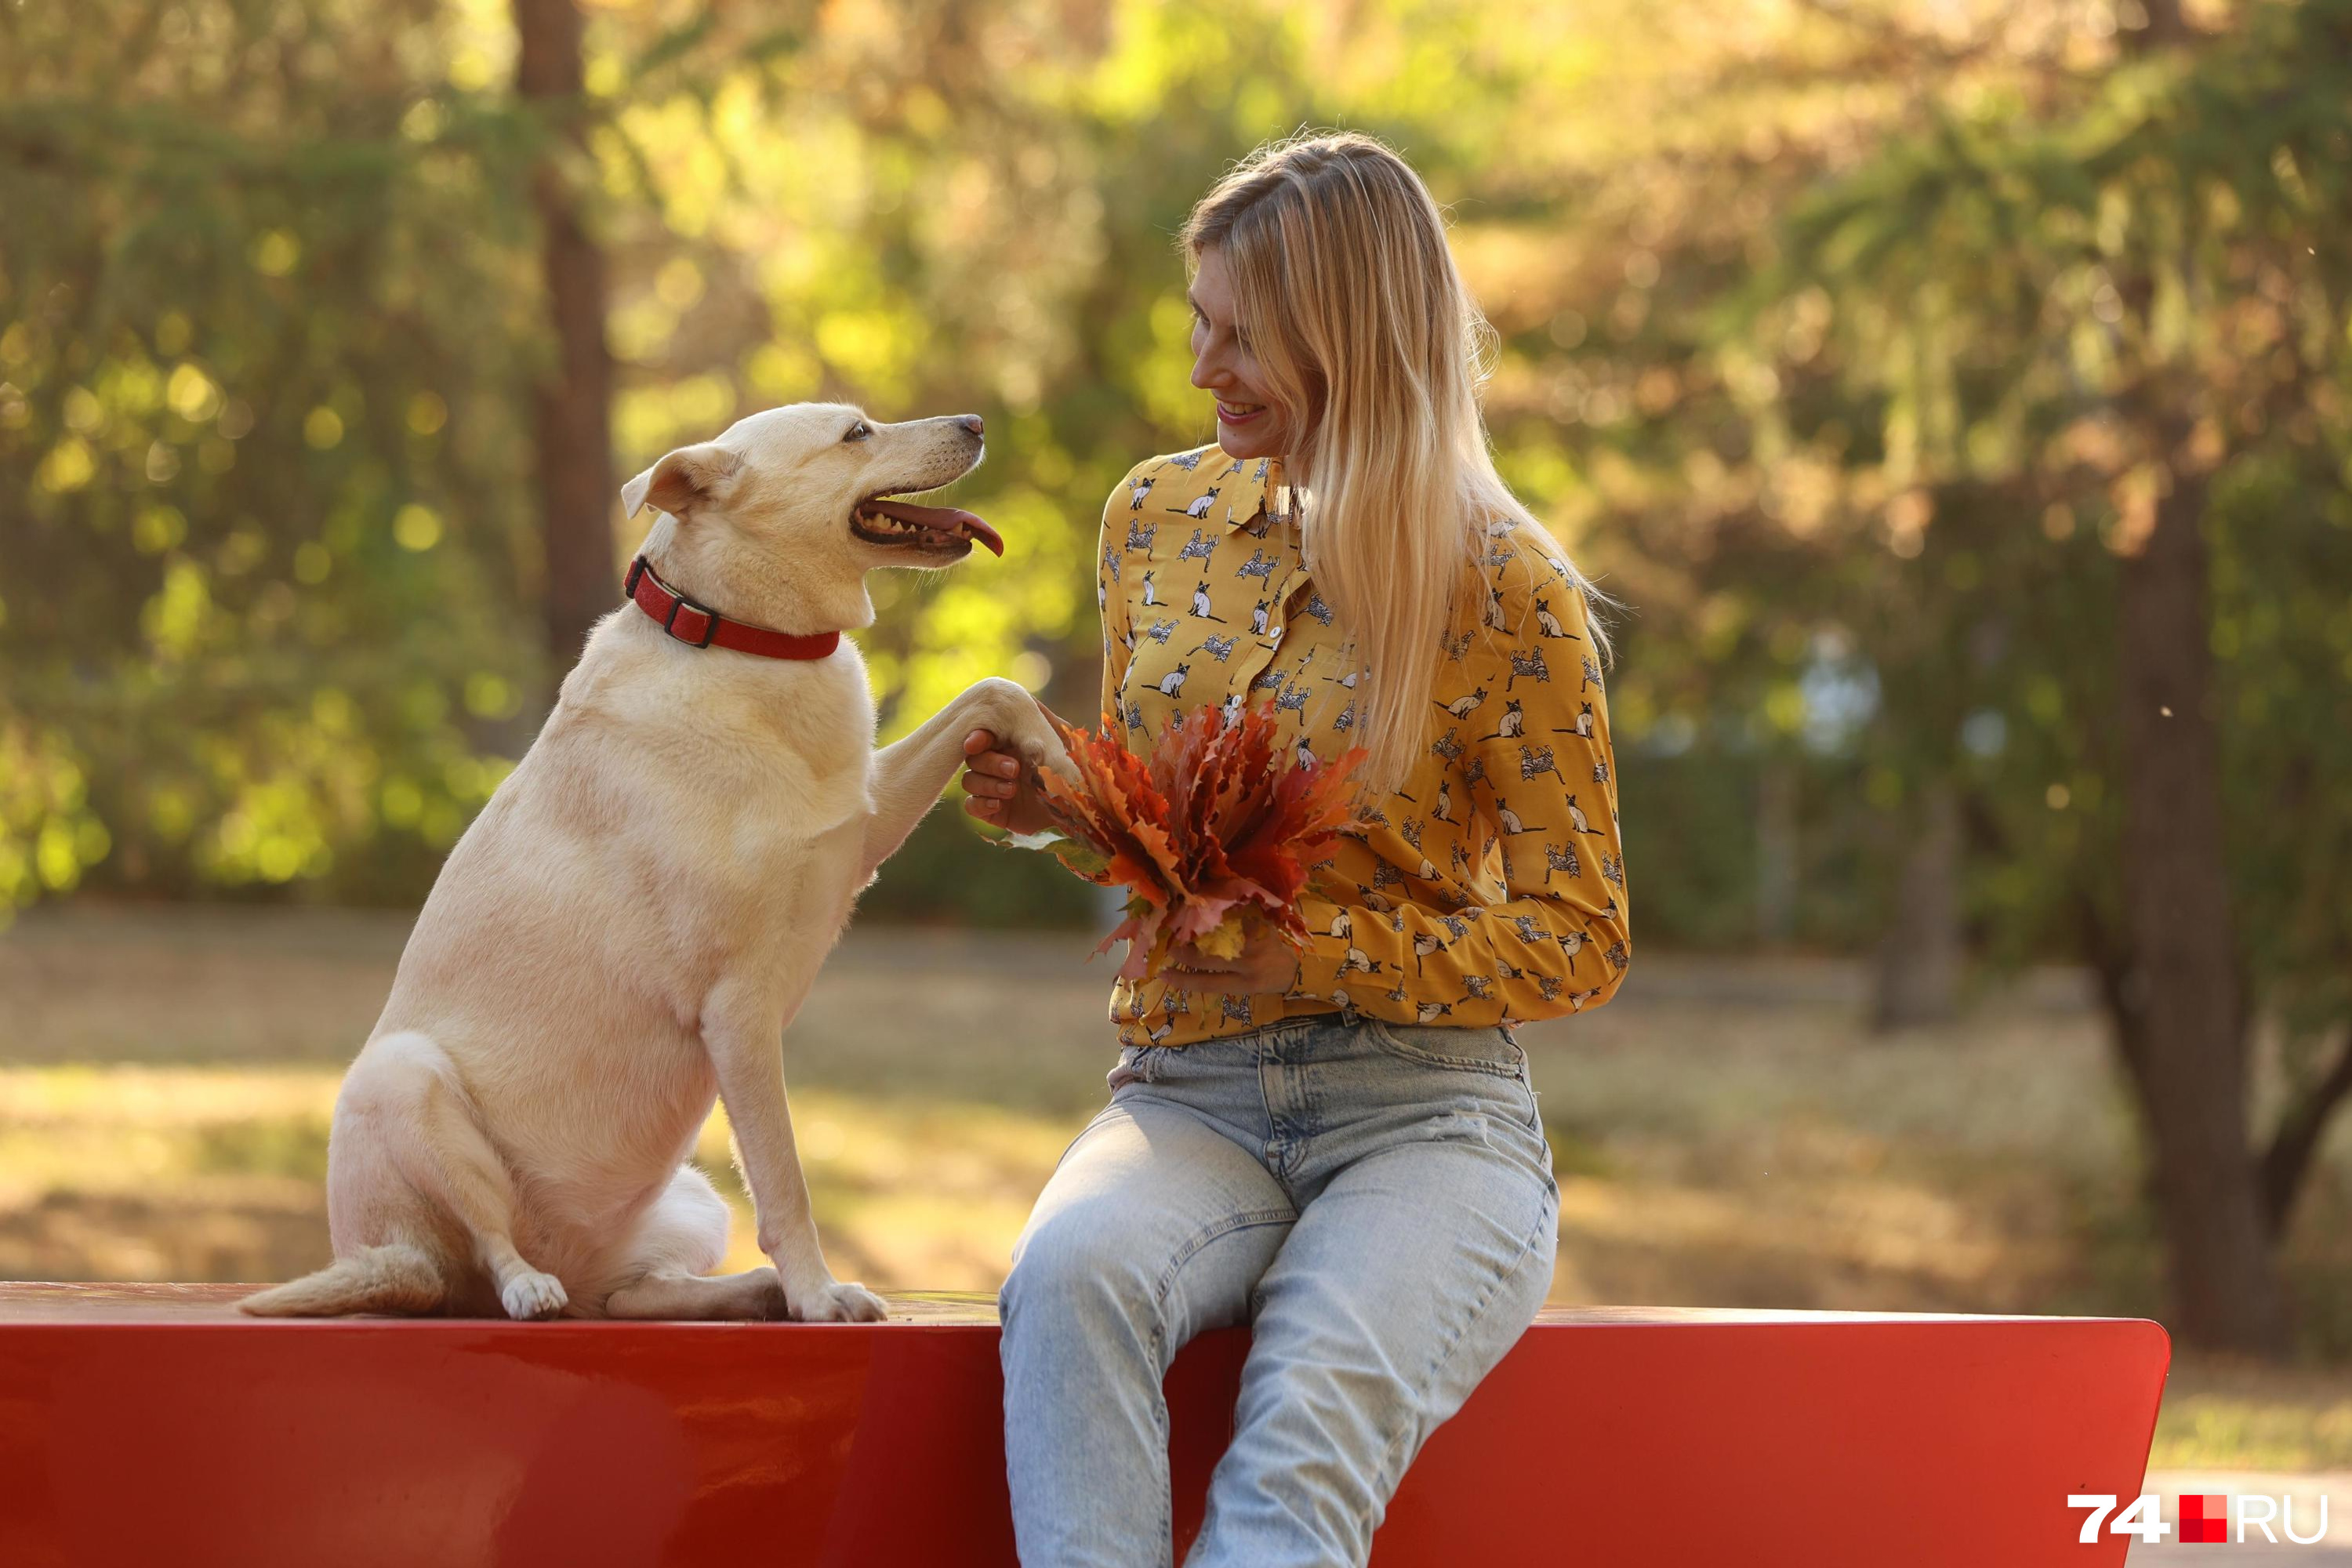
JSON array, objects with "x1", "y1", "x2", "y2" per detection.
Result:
[{"x1": 620, "y1": 442, "x2": 742, "y2": 520}]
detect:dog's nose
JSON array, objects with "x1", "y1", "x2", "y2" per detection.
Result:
[{"x1": 957, "y1": 415, "x2": 984, "y2": 437}]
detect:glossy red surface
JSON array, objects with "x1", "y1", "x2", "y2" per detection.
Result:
[{"x1": 0, "y1": 1285, "x2": 2167, "y2": 1566}]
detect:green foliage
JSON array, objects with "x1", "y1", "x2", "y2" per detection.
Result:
[
  {"x1": 3, "y1": 0, "x2": 2347, "y2": 997},
  {"x1": 0, "y1": 0, "x2": 544, "y2": 902},
  {"x1": 3, "y1": 0, "x2": 1727, "y2": 919},
  {"x1": 1745, "y1": 0, "x2": 2352, "y2": 1024},
  {"x1": 2212, "y1": 448, "x2": 2352, "y2": 1063},
  {"x1": 858, "y1": 809, "x2": 1104, "y2": 931}
]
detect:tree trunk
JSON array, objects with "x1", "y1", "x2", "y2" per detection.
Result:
[
  {"x1": 2260, "y1": 1024, "x2": 2352, "y2": 1241},
  {"x1": 2114, "y1": 459, "x2": 2292, "y2": 1356},
  {"x1": 2075, "y1": 891, "x2": 2162, "y2": 1214},
  {"x1": 1756, "y1": 757, "x2": 1798, "y2": 946},
  {"x1": 514, "y1": 0, "x2": 615, "y2": 675},
  {"x1": 1871, "y1": 779, "x2": 1963, "y2": 1031}
]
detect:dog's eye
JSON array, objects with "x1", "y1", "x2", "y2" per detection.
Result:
[{"x1": 843, "y1": 422, "x2": 871, "y2": 442}]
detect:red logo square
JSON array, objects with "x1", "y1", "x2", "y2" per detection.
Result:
[{"x1": 2180, "y1": 1494, "x2": 2229, "y2": 1544}]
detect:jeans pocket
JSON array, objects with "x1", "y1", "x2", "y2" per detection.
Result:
[{"x1": 1362, "y1": 1019, "x2": 1543, "y2": 1132}]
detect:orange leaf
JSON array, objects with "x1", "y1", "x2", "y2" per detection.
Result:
[{"x1": 1019, "y1": 702, "x2": 1368, "y2": 977}]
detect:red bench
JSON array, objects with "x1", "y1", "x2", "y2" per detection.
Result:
[{"x1": 0, "y1": 1283, "x2": 2165, "y2": 1566}]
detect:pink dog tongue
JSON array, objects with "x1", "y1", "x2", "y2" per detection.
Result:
[{"x1": 866, "y1": 499, "x2": 1004, "y2": 556}]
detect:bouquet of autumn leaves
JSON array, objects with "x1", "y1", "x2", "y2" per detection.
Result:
[{"x1": 1009, "y1": 702, "x2": 1367, "y2": 983}]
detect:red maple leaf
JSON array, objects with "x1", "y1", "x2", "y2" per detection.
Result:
[{"x1": 1013, "y1": 702, "x2": 1366, "y2": 982}]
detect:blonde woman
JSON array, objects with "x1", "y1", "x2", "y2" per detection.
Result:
[{"x1": 963, "y1": 132, "x2": 1632, "y2": 1567}]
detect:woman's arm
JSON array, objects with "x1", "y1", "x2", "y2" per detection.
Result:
[{"x1": 1290, "y1": 547, "x2": 1632, "y2": 1026}]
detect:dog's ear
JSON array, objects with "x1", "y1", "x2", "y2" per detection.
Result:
[{"x1": 621, "y1": 443, "x2": 742, "y2": 520}]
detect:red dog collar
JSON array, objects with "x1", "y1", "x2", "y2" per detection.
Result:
[{"x1": 626, "y1": 557, "x2": 842, "y2": 660}]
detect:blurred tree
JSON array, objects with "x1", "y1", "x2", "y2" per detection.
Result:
[
  {"x1": 0, "y1": 0, "x2": 545, "y2": 906},
  {"x1": 1761, "y1": 0, "x2": 2352, "y2": 1355},
  {"x1": 514, "y1": 0, "x2": 617, "y2": 671},
  {"x1": 1872, "y1": 781, "x2": 1962, "y2": 1029},
  {"x1": 0, "y1": 0, "x2": 2149, "y2": 946}
]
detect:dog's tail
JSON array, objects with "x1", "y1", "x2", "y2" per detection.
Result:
[{"x1": 238, "y1": 1243, "x2": 445, "y2": 1318}]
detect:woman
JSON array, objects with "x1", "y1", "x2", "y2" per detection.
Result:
[{"x1": 963, "y1": 131, "x2": 1631, "y2": 1568}]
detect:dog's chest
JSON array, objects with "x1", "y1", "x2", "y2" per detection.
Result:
[
  {"x1": 702, "y1": 659, "x2": 876, "y2": 839},
  {"x1": 550, "y1": 635, "x2": 880, "y2": 915}
]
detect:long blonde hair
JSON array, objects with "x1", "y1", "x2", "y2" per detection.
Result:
[{"x1": 1181, "y1": 130, "x2": 1610, "y2": 794}]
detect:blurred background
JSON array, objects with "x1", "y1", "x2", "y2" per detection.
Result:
[{"x1": 4, "y1": 0, "x2": 2351, "y2": 1475}]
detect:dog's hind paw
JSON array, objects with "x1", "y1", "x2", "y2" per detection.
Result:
[
  {"x1": 793, "y1": 1279, "x2": 888, "y2": 1323},
  {"x1": 747, "y1": 1270, "x2": 793, "y2": 1320},
  {"x1": 499, "y1": 1269, "x2": 570, "y2": 1321}
]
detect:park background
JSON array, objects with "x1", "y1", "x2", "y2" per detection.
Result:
[{"x1": 4, "y1": 0, "x2": 2352, "y2": 1480}]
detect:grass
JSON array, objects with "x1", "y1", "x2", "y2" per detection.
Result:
[
  {"x1": 5, "y1": 901, "x2": 2352, "y2": 1470},
  {"x1": 2149, "y1": 1358, "x2": 2352, "y2": 1472}
]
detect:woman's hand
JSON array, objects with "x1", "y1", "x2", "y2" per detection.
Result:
[
  {"x1": 1159, "y1": 928, "x2": 1303, "y2": 997},
  {"x1": 960, "y1": 727, "x2": 1056, "y2": 835}
]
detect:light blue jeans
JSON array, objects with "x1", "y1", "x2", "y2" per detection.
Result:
[{"x1": 998, "y1": 1015, "x2": 1560, "y2": 1568}]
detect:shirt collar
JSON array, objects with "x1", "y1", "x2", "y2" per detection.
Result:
[{"x1": 1209, "y1": 452, "x2": 1288, "y2": 530}]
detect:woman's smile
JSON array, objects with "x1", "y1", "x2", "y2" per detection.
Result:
[{"x1": 1189, "y1": 246, "x2": 1288, "y2": 459}]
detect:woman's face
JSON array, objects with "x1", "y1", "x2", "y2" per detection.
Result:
[{"x1": 1189, "y1": 246, "x2": 1290, "y2": 462}]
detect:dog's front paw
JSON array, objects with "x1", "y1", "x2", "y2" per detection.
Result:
[
  {"x1": 1016, "y1": 723, "x2": 1075, "y2": 783},
  {"x1": 792, "y1": 1279, "x2": 888, "y2": 1323},
  {"x1": 500, "y1": 1268, "x2": 569, "y2": 1321},
  {"x1": 971, "y1": 679, "x2": 1073, "y2": 782}
]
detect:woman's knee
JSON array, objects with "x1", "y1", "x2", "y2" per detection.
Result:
[{"x1": 1000, "y1": 1196, "x2": 1166, "y2": 1341}]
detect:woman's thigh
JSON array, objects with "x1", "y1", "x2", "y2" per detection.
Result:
[
  {"x1": 1002, "y1": 1094, "x2": 1298, "y2": 1358},
  {"x1": 1191, "y1": 1129, "x2": 1558, "y2": 1564},
  {"x1": 1257, "y1": 1022, "x2": 1560, "y2": 1432},
  {"x1": 1252, "y1": 1127, "x2": 1557, "y2": 1396}
]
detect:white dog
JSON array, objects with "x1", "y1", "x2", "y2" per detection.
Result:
[{"x1": 241, "y1": 404, "x2": 1068, "y2": 1323}]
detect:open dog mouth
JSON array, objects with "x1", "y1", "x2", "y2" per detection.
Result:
[{"x1": 850, "y1": 492, "x2": 1004, "y2": 556}]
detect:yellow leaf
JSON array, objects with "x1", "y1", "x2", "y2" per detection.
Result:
[{"x1": 1195, "y1": 912, "x2": 1247, "y2": 960}]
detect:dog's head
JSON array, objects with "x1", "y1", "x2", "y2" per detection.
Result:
[{"x1": 620, "y1": 403, "x2": 997, "y2": 631}]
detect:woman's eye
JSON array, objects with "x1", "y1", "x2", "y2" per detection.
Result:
[{"x1": 844, "y1": 422, "x2": 870, "y2": 441}]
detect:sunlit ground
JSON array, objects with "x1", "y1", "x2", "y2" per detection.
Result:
[{"x1": 5, "y1": 903, "x2": 2352, "y2": 1470}]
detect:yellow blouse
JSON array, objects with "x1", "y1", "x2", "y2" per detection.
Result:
[{"x1": 1094, "y1": 445, "x2": 1632, "y2": 1048}]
